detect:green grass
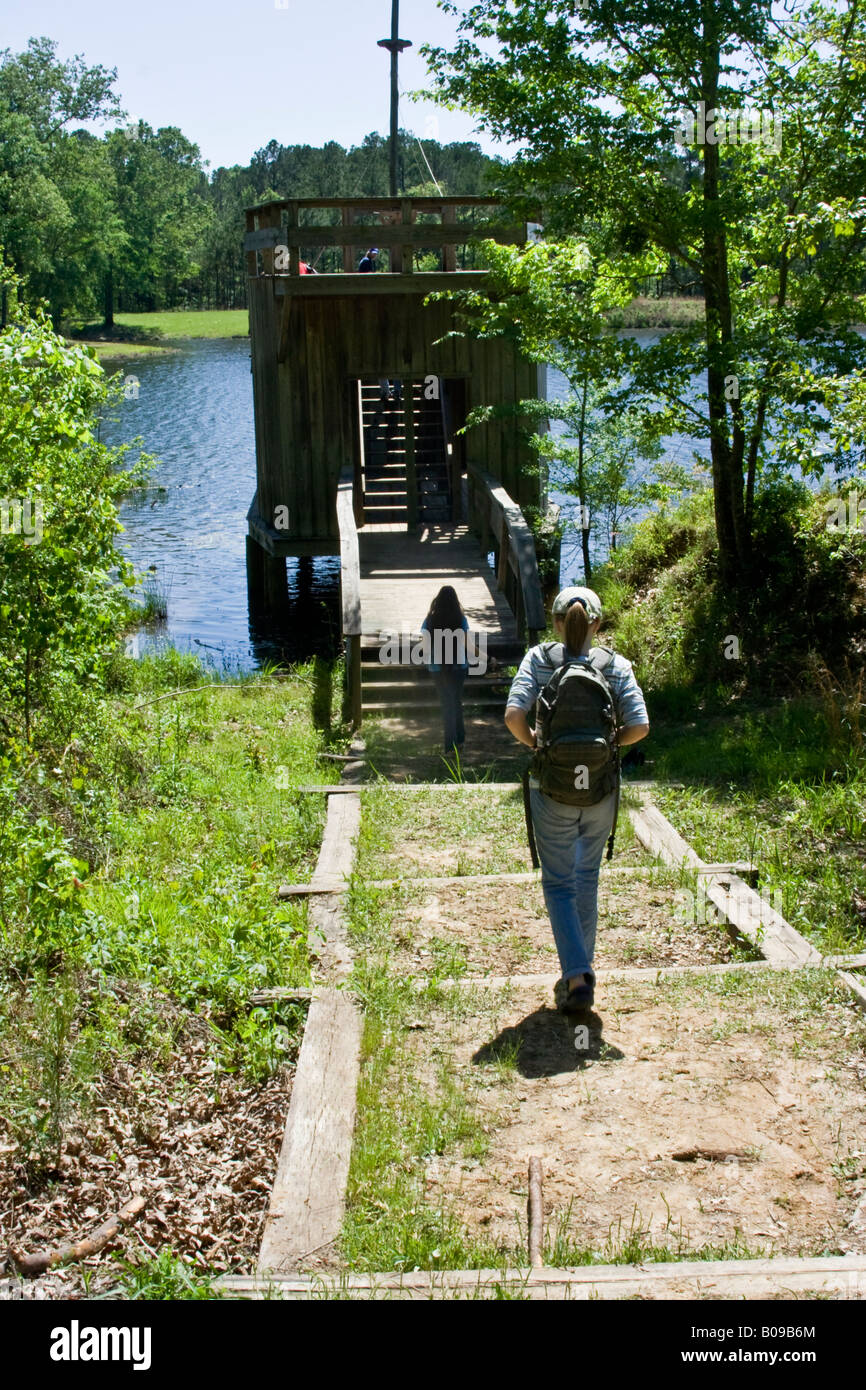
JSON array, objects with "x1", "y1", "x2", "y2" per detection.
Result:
[
  {"x1": 610, "y1": 295, "x2": 706, "y2": 329},
  {"x1": 112, "y1": 310, "x2": 249, "y2": 340},
  {"x1": 75, "y1": 341, "x2": 176, "y2": 361},
  {"x1": 110, "y1": 1249, "x2": 227, "y2": 1300},
  {"x1": 354, "y1": 781, "x2": 648, "y2": 881},
  {"x1": 544, "y1": 1202, "x2": 770, "y2": 1268},
  {"x1": 354, "y1": 783, "x2": 530, "y2": 879},
  {"x1": 341, "y1": 859, "x2": 512, "y2": 1273},
  {"x1": 643, "y1": 698, "x2": 866, "y2": 955},
  {"x1": 81, "y1": 664, "x2": 326, "y2": 1032},
  {"x1": 0, "y1": 651, "x2": 336, "y2": 1183}
]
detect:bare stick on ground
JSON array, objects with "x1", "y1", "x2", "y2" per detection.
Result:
[
  {"x1": 8, "y1": 1195, "x2": 146, "y2": 1277},
  {"x1": 527, "y1": 1157, "x2": 544, "y2": 1270}
]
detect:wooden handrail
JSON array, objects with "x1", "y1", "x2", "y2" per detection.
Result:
[
  {"x1": 336, "y1": 466, "x2": 362, "y2": 727},
  {"x1": 466, "y1": 463, "x2": 547, "y2": 644},
  {"x1": 243, "y1": 196, "x2": 531, "y2": 278}
]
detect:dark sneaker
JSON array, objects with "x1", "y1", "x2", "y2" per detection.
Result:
[{"x1": 560, "y1": 983, "x2": 593, "y2": 1015}]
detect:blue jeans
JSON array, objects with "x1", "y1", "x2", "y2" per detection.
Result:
[
  {"x1": 430, "y1": 667, "x2": 466, "y2": 750},
  {"x1": 530, "y1": 786, "x2": 616, "y2": 982}
]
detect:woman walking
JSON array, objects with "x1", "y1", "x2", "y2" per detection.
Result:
[
  {"x1": 421, "y1": 585, "x2": 470, "y2": 754},
  {"x1": 504, "y1": 587, "x2": 649, "y2": 1015}
]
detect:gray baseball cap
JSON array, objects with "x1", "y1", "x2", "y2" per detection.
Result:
[{"x1": 552, "y1": 586, "x2": 603, "y2": 621}]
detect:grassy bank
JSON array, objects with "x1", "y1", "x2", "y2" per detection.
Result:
[
  {"x1": 75, "y1": 310, "x2": 249, "y2": 342},
  {"x1": 111, "y1": 310, "x2": 249, "y2": 339},
  {"x1": 594, "y1": 482, "x2": 866, "y2": 958},
  {"x1": 0, "y1": 651, "x2": 335, "y2": 1293},
  {"x1": 68, "y1": 310, "x2": 250, "y2": 361},
  {"x1": 72, "y1": 341, "x2": 178, "y2": 363},
  {"x1": 612, "y1": 295, "x2": 705, "y2": 329}
]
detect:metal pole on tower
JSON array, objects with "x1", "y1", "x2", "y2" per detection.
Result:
[{"x1": 377, "y1": 0, "x2": 411, "y2": 197}]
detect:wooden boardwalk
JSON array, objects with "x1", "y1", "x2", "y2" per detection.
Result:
[
  {"x1": 358, "y1": 521, "x2": 519, "y2": 642},
  {"x1": 338, "y1": 464, "x2": 547, "y2": 725}
]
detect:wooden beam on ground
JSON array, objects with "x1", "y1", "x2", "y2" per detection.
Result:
[
  {"x1": 257, "y1": 988, "x2": 362, "y2": 1275},
  {"x1": 627, "y1": 797, "x2": 704, "y2": 871},
  {"x1": 298, "y1": 782, "x2": 524, "y2": 794},
  {"x1": 435, "y1": 958, "x2": 854, "y2": 991},
  {"x1": 836, "y1": 968, "x2": 866, "y2": 1014},
  {"x1": 697, "y1": 860, "x2": 758, "y2": 884},
  {"x1": 702, "y1": 871, "x2": 822, "y2": 966},
  {"x1": 307, "y1": 792, "x2": 360, "y2": 978},
  {"x1": 310, "y1": 793, "x2": 359, "y2": 891},
  {"x1": 223, "y1": 1252, "x2": 866, "y2": 1300},
  {"x1": 361, "y1": 864, "x2": 759, "y2": 890},
  {"x1": 278, "y1": 881, "x2": 345, "y2": 898},
  {"x1": 527, "y1": 1158, "x2": 544, "y2": 1269},
  {"x1": 259, "y1": 788, "x2": 363, "y2": 1275},
  {"x1": 627, "y1": 791, "x2": 823, "y2": 968}
]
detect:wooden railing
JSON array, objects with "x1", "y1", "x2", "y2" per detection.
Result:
[
  {"x1": 467, "y1": 463, "x2": 547, "y2": 645},
  {"x1": 244, "y1": 196, "x2": 526, "y2": 282},
  {"x1": 336, "y1": 466, "x2": 362, "y2": 727}
]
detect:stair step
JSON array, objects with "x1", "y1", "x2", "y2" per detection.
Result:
[
  {"x1": 362, "y1": 699, "x2": 506, "y2": 714},
  {"x1": 361, "y1": 666, "x2": 510, "y2": 682}
]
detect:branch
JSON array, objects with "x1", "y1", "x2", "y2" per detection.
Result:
[{"x1": 9, "y1": 1196, "x2": 146, "y2": 1277}]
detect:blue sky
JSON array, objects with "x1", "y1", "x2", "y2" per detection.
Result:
[{"x1": 0, "y1": 0, "x2": 507, "y2": 170}]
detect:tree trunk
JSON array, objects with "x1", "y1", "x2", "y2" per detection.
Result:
[
  {"x1": 576, "y1": 376, "x2": 592, "y2": 583},
  {"x1": 103, "y1": 263, "x2": 114, "y2": 330},
  {"x1": 700, "y1": 12, "x2": 751, "y2": 586}
]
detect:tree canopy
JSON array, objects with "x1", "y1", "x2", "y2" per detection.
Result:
[
  {"x1": 0, "y1": 37, "x2": 500, "y2": 323},
  {"x1": 424, "y1": 0, "x2": 866, "y2": 582}
]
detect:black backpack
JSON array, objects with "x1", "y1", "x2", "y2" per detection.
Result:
[{"x1": 531, "y1": 643, "x2": 619, "y2": 807}]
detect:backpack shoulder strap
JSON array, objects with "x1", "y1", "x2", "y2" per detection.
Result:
[
  {"x1": 587, "y1": 645, "x2": 615, "y2": 674},
  {"x1": 540, "y1": 640, "x2": 567, "y2": 667}
]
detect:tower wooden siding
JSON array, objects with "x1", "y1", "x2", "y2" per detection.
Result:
[{"x1": 245, "y1": 197, "x2": 545, "y2": 554}]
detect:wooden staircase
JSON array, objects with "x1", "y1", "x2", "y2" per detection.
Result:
[
  {"x1": 360, "y1": 382, "x2": 451, "y2": 525},
  {"x1": 359, "y1": 635, "x2": 526, "y2": 717}
]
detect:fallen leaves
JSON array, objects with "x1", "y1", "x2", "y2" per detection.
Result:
[{"x1": 0, "y1": 997, "x2": 294, "y2": 1298}]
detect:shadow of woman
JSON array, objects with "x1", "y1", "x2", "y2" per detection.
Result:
[{"x1": 471, "y1": 1005, "x2": 624, "y2": 1079}]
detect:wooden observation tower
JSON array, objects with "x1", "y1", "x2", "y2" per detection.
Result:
[{"x1": 243, "y1": 196, "x2": 556, "y2": 724}]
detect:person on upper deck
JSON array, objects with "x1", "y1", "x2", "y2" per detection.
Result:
[{"x1": 358, "y1": 248, "x2": 379, "y2": 272}]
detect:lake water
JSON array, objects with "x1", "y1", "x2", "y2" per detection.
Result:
[
  {"x1": 102, "y1": 338, "x2": 341, "y2": 671},
  {"x1": 104, "y1": 332, "x2": 704, "y2": 668}
]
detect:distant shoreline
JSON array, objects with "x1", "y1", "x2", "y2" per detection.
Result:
[
  {"x1": 69, "y1": 297, "x2": 862, "y2": 355},
  {"x1": 609, "y1": 296, "x2": 705, "y2": 329},
  {"x1": 66, "y1": 309, "x2": 251, "y2": 360}
]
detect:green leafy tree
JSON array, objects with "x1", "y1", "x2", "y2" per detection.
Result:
[
  {"x1": 431, "y1": 236, "x2": 674, "y2": 575},
  {"x1": 105, "y1": 122, "x2": 210, "y2": 318},
  {"x1": 0, "y1": 284, "x2": 140, "y2": 739},
  {"x1": 0, "y1": 37, "x2": 123, "y2": 322},
  {"x1": 425, "y1": 0, "x2": 866, "y2": 585}
]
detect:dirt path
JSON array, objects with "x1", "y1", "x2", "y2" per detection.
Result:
[
  {"x1": 346, "y1": 778, "x2": 866, "y2": 1273},
  {"x1": 420, "y1": 971, "x2": 866, "y2": 1261}
]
